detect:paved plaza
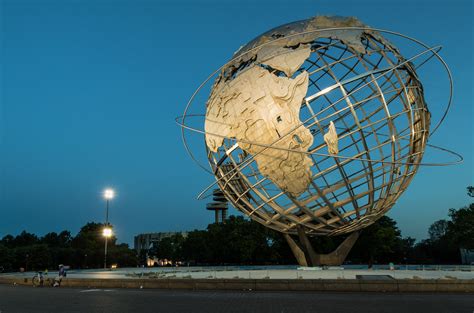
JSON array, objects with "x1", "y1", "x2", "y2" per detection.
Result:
[{"x1": 0, "y1": 285, "x2": 473, "y2": 313}]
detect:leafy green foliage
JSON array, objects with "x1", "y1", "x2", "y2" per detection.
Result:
[
  {"x1": 412, "y1": 187, "x2": 474, "y2": 263},
  {"x1": 467, "y1": 186, "x2": 474, "y2": 198},
  {"x1": 145, "y1": 186, "x2": 474, "y2": 266},
  {"x1": 148, "y1": 216, "x2": 291, "y2": 265},
  {"x1": 147, "y1": 215, "x2": 413, "y2": 266},
  {"x1": 348, "y1": 216, "x2": 405, "y2": 265},
  {"x1": 428, "y1": 220, "x2": 449, "y2": 241},
  {"x1": 1, "y1": 187, "x2": 472, "y2": 271},
  {"x1": 446, "y1": 204, "x2": 474, "y2": 249},
  {"x1": 0, "y1": 223, "x2": 137, "y2": 272}
]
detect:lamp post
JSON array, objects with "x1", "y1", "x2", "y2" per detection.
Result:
[{"x1": 103, "y1": 188, "x2": 115, "y2": 269}]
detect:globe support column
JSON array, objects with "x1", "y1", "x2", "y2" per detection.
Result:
[
  {"x1": 283, "y1": 233, "x2": 308, "y2": 267},
  {"x1": 297, "y1": 226, "x2": 319, "y2": 266},
  {"x1": 284, "y1": 229, "x2": 361, "y2": 267}
]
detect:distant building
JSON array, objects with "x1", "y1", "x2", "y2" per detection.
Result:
[
  {"x1": 460, "y1": 248, "x2": 474, "y2": 265},
  {"x1": 133, "y1": 231, "x2": 188, "y2": 254}
]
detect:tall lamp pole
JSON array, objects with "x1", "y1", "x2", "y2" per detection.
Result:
[{"x1": 103, "y1": 188, "x2": 115, "y2": 269}]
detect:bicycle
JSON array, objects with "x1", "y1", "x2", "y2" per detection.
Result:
[{"x1": 32, "y1": 271, "x2": 45, "y2": 287}]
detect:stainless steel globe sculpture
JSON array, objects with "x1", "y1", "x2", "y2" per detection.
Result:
[{"x1": 178, "y1": 15, "x2": 457, "y2": 265}]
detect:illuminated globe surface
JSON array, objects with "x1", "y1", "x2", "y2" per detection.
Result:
[{"x1": 203, "y1": 16, "x2": 430, "y2": 236}]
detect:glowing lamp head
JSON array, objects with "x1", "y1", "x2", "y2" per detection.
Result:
[
  {"x1": 103, "y1": 227, "x2": 113, "y2": 238},
  {"x1": 103, "y1": 188, "x2": 115, "y2": 200}
]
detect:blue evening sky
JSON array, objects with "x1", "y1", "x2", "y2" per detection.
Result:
[{"x1": 1, "y1": 0, "x2": 472, "y2": 245}]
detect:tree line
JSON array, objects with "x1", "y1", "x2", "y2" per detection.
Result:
[
  {"x1": 1, "y1": 187, "x2": 472, "y2": 271},
  {"x1": 145, "y1": 187, "x2": 474, "y2": 266},
  {"x1": 0, "y1": 222, "x2": 136, "y2": 272}
]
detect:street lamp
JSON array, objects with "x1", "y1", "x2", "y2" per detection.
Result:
[
  {"x1": 103, "y1": 227, "x2": 112, "y2": 238},
  {"x1": 103, "y1": 188, "x2": 115, "y2": 269}
]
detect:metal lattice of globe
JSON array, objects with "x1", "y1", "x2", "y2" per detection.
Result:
[{"x1": 179, "y1": 16, "x2": 456, "y2": 242}]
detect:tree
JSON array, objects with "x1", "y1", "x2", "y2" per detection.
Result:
[
  {"x1": 58, "y1": 231, "x2": 72, "y2": 246},
  {"x1": 0, "y1": 244, "x2": 15, "y2": 271},
  {"x1": 181, "y1": 230, "x2": 210, "y2": 264},
  {"x1": 0, "y1": 222, "x2": 137, "y2": 271},
  {"x1": 203, "y1": 216, "x2": 275, "y2": 264},
  {"x1": 27, "y1": 245, "x2": 52, "y2": 271},
  {"x1": 1, "y1": 235, "x2": 15, "y2": 248},
  {"x1": 40, "y1": 231, "x2": 74, "y2": 268},
  {"x1": 152, "y1": 237, "x2": 174, "y2": 260},
  {"x1": 178, "y1": 216, "x2": 287, "y2": 265},
  {"x1": 446, "y1": 204, "x2": 474, "y2": 249},
  {"x1": 108, "y1": 243, "x2": 138, "y2": 267},
  {"x1": 428, "y1": 220, "x2": 449, "y2": 242},
  {"x1": 395, "y1": 236, "x2": 416, "y2": 264},
  {"x1": 349, "y1": 216, "x2": 402, "y2": 266},
  {"x1": 467, "y1": 186, "x2": 474, "y2": 198},
  {"x1": 42, "y1": 232, "x2": 61, "y2": 246},
  {"x1": 72, "y1": 222, "x2": 116, "y2": 268},
  {"x1": 413, "y1": 187, "x2": 474, "y2": 263},
  {"x1": 13, "y1": 231, "x2": 38, "y2": 247}
]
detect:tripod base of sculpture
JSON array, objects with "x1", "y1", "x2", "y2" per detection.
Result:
[{"x1": 284, "y1": 227, "x2": 360, "y2": 267}]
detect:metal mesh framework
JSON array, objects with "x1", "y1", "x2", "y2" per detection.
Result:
[{"x1": 208, "y1": 31, "x2": 430, "y2": 236}]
